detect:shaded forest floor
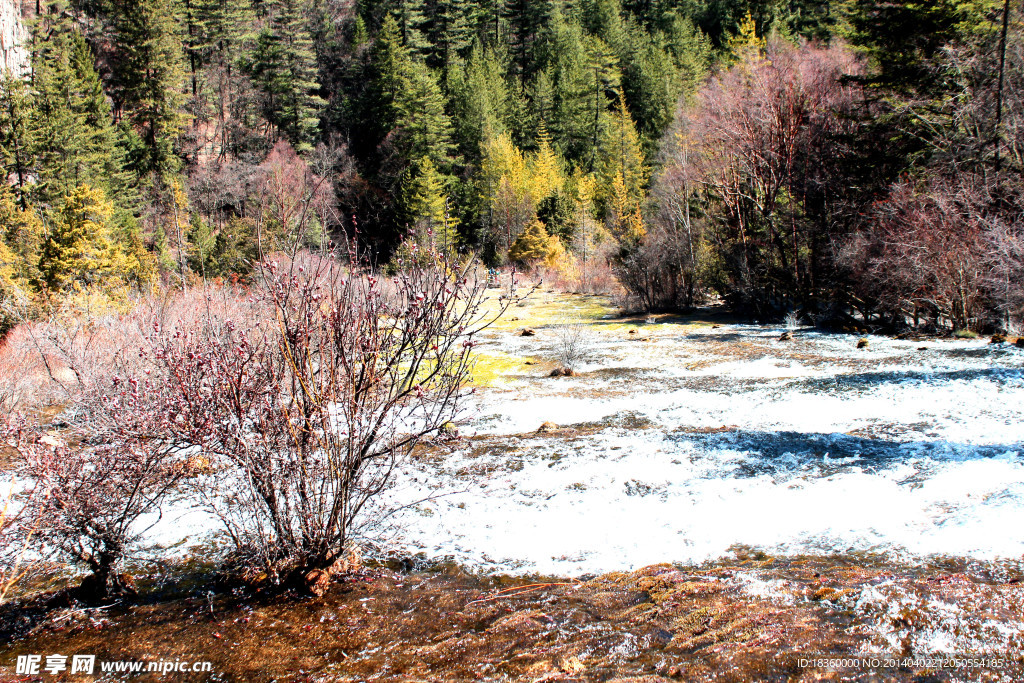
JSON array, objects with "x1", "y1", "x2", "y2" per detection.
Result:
[{"x1": 2, "y1": 556, "x2": 1022, "y2": 682}]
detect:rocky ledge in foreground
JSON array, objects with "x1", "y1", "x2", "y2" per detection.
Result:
[{"x1": 2, "y1": 557, "x2": 1022, "y2": 681}]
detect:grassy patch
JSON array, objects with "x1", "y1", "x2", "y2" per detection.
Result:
[{"x1": 469, "y1": 350, "x2": 538, "y2": 386}]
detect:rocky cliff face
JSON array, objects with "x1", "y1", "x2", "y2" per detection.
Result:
[{"x1": 1, "y1": 0, "x2": 28, "y2": 77}]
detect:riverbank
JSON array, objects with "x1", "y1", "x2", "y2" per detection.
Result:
[{"x1": 2, "y1": 555, "x2": 1021, "y2": 681}]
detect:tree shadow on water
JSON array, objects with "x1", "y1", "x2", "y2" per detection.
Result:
[
  {"x1": 796, "y1": 366, "x2": 1024, "y2": 395},
  {"x1": 668, "y1": 428, "x2": 1022, "y2": 477}
]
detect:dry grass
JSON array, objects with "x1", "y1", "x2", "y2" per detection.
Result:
[{"x1": 0, "y1": 284, "x2": 254, "y2": 415}]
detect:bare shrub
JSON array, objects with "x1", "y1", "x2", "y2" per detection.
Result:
[
  {"x1": 842, "y1": 177, "x2": 993, "y2": 332},
  {"x1": 0, "y1": 284, "x2": 254, "y2": 414},
  {"x1": 784, "y1": 311, "x2": 801, "y2": 330},
  {"x1": 0, "y1": 471, "x2": 39, "y2": 605},
  {"x1": 7, "y1": 388, "x2": 190, "y2": 602},
  {"x1": 554, "y1": 316, "x2": 593, "y2": 373},
  {"x1": 144, "y1": 249, "x2": 501, "y2": 593},
  {"x1": 535, "y1": 251, "x2": 623, "y2": 296}
]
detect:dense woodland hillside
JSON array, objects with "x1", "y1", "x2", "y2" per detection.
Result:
[{"x1": 0, "y1": 0, "x2": 1022, "y2": 332}]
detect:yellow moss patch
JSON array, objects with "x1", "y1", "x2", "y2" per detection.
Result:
[
  {"x1": 469, "y1": 350, "x2": 537, "y2": 386},
  {"x1": 480, "y1": 291, "x2": 617, "y2": 331}
]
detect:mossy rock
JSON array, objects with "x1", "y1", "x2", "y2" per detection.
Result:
[{"x1": 671, "y1": 606, "x2": 714, "y2": 639}]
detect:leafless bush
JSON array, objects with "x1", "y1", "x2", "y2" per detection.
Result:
[
  {"x1": 842, "y1": 177, "x2": 993, "y2": 331},
  {"x1": 784, "y1": 311, "x2": 801, "y2": 330},
  {"x1": 984, "y1": 220, "x2": 1024, "y2": 329},
  {"x1": 143, "y1": 248, "x2": 502, "y2": 593},
  {"x1": 554, "y1": 316, "x2": 593, "y2": 372},
  {"x1": 7, "y1": 388, "x2": 190, "y2": 602},
  {"x1": 0, "y1": 285, "x2": 253, "y2": 414},
  {"x1": 614, "y1": 221, "x2": 715, "y2": 312},
  {"x1": 0, "y1": 472, "x2": 39, "y2": 605}
]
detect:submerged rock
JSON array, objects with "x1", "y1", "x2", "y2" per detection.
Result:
[
  {"x1": 549, "y1": 367, "x2": 576, "y2": 377},
  {"x1": 778, "y1": 331, "x2": 792, "y2": 341}
]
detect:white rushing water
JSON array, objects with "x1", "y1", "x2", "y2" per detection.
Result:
[{"x1": 380, "y1": 322, "x2": 1024, "y2": 576}]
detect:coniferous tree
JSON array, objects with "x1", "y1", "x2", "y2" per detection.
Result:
[
  {"x1": 504, "y1": 0, "x2": 553, "y2": 80},
  {"x1": 402, "y1": 155, "x2": 457, "y2": 249},
  {"x1": 0, "y1": 182, "x2": 44, "y2": 290},
  {"x1": 369, "y1": 16, "x2": 454, "y2": 169},
  {"x1": 397, "y1": 59, "x2": 455, "y2": 167},
  {"x1": 389, "y1": 0, "x2": 430, "y2": 52},
  {"x1": 31, "y1": 31, "x2": 126, "y2": 206},
  {"x1": 110, "y1": 0, "x2": 188, "y2": 175},
  {"x1": 0, "y1": 75, "x2": 35, "y2": 207},
  {"x1": 38, "y1": 185, "x2": 130, "y2": 291},
  {"x1": 421, "y1": 0, "x2": 477, "y2": 72},
  {"x1": 367, "y1": 15, "x2": 410, "y2": 143},
  {"x1": 190, "y1": 0, "x2": 255, "y2": 148},
  {"x1": 449, "y1": 44, "x2": 510, "y2": 160},
  {"x1": 246, "y1": 0, "x2": 325, "y2": 152},
  {"x1": 598, "y1": 89, "x2": 646, "y2": 211}
]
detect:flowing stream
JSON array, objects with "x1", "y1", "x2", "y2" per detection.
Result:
[{"x1": 384, "y1": 298, "x2": 1024, "y2": 577}]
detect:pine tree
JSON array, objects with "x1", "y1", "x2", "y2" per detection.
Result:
[
  {"x1": 504, "y1": 0, "x2": 553, "y2": 80},
  {"x1": 661, "y1": 14, "x2": 712, "y2": 94},
  {"x1": 402, "y1": 156, "x2": 458, "y2": 250},
  {"x1": 728, "y1": 11, "x2": 766, "y2": 62},
  {"x1": 476, "y1": 0, "x2": 504, "y2": 45},
  {"x1": 390, "y1": 0, "x2": 429, "y2": 53},
  {"x1": 246, "y1": 0, "x2": 325, "y2": 152},
  {"x1": 0, "y1": 75, "x2": 35, "y2": 207},
  {"x1": 548, "y1": 21, "x2": 592, "y2": 161},
  {"x1": 449, "y1": 44, "x2": 510, "y2": 160},
  {"x1": 190, "y1": 0, "x2": 255, "y2": 151},
  {"x1": 0, "y1": 183, "x2": 43, "y2": 290},
  {"x1": 31, "y1": 29, "x2": 126, "y2": 206},
  {"x1": 529, "y1": 122, "x2": 563, "y2": 200},
  {"x1": 395, "y1": 59, "x2": 454, "y2": 167},
  {"x1": 547, "y1": 21, "x2": 620, "y2": 168},
  {"x1": 367, "y1": 15, "x2": 410, "y2": 141},
  {"x1": 369, "y1": 18, "x2": 454, "y2": 169},
  {"x1": 187, "y1": 212, "x2": 215, "y2": 276},
  {"x1": 621, "y1": 32, "x2": 680, "y2": 145},
  {"x1": 39, "y1": 185, "x2": 126, "y2": 291},
  {"x1": 606, "y1": 170, "x2": 644, "y2": 244},
  {"x1": 420, "y1": 0, "x2": 477, "y2": 72},
  {"x1": 598, "y1": 89, "x2": 647, "y2": 211},
  {"x1": 508, "y1": 218, "x2": 555, "y2": 263},
  {"x1": 110, "y1": 0, "x2": 188, "y2": 175}
]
